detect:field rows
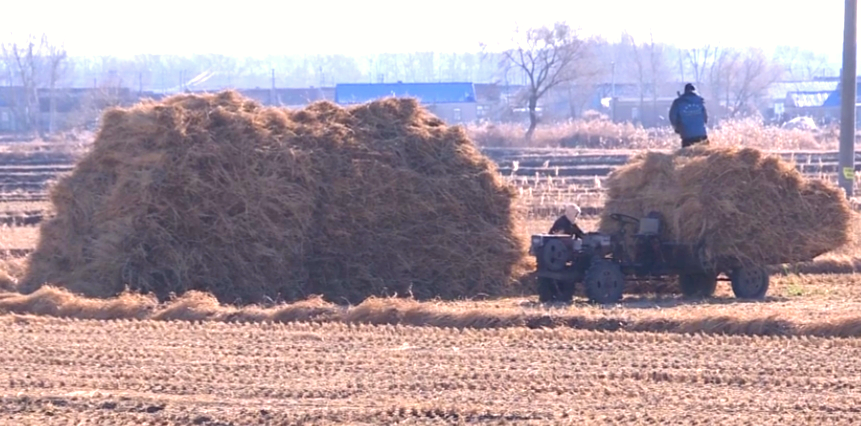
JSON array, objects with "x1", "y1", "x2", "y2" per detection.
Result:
[
  {"x1": 0, "y1": 147, "x2": 856, "y2": 220},
  {"x1": 1, "y1": 314, "x2": 860, "y2": 424},
  {"x1": 6, "y1": 271, "x2": 861, "y2": 335}
]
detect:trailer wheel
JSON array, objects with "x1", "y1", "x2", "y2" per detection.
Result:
[
  {"x1": 584, "y1": 260, "x2": 625, "y2": 304},
  {"x1": 679, "y1": 273, "x2": 717, "y2": 298},
  {"x1": 730, "y1": 266, "x2": 770, "y2": 299}
]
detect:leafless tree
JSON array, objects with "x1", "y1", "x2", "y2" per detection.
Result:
[
  {"x1": 624, "y1": 31, "x2": 672, "y2": 126},
  {"x1": 482, "y1": 22, "x2": 598, "y2": 140},
  {"x1": 774, "y1": 46, "x2": 833, "y2": 80},
  {"x1": 1, "y1": 35, "x2": 41, "y2": 133},
  {"x1": 44, "y1": 38, "x2": 68, "y2": 134},
  {"x1": 415, "y1": 52, "x2": 436, "y2": 82},
  {"x1": 684, "y1": 45, "x2": 720, "y2": 87},
  {"x1": 706, "y1": 47, "x2": 784, "y2": 117}
]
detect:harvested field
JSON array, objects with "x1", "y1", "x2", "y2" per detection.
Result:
[
  {"x1": 1, "y1": 116, "x2": 861, "y2": 424},
  {"x1": 2, "y1": 312, "x2": 861, "y2": 424},
  {"x1": 0, "y1": 226, "x2": 860, "y2": 425}
]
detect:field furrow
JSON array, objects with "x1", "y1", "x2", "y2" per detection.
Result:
[{"x1": 2, "y1": 316, "x2": 861, "y2": 425}]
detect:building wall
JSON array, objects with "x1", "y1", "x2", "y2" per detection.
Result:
[
  {"x1": 612, "y1": 99, "x2": 675, "y2": 128},
  {"x1": 0, "y1": 108, "x2": 16, "y2": 132},
  {"x1": 426, "y1": 103, "x2": 478, "y2": 124}
]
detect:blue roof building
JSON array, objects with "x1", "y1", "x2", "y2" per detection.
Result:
[
  {"x1": 335, "y1": 82, "x2": 477, "y2": 105},
  {"x1": 821, "y1": 82, "x2": 861, "y2": 107}
]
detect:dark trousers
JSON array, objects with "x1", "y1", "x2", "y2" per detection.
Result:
[{"x1": 681, "y1": 135, "x2": 708, "y2": 148}]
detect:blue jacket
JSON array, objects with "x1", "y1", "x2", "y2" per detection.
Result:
[{"x1": 669, "y1": 92, "x2": 708, "y2": 139}]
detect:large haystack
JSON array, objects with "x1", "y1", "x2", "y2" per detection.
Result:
[
  {"x1": 20, "y1": 91, "x2": 529, "y2": 304},
  {"x1": 598, "y1": 145, "x2": 853, "y2": 267}
]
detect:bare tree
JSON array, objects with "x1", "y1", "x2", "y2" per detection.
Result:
[
  {"x1": 774, "y1": 46, "x2": 833, "y2": 80},
  {"x1": 684, "y1": 45, "x2": 719, "y2": 87},
  {"x1": 399, "y1": 53, "x2": 419, "y2": 82},
  {"x1": 0, "y1": 33, "x2": 70, "y2": 135},
  {"x1": 482, "y1": 22, "x2": 597, "y2": 140},
  {"x1": 1, "y1": 34, "x2": 41, "y2": 133},
  {"x1": 415, "y1": 52, "x2": 436, "y2": 82},
  {"x1": 706, "y1": 47, "x2": 784, "y2": 117},
  {"x1": 44, "y1": 37, "x2": 68, "y2": 134},
  {"x1": 621, "y1": 31, "x2": 672, "y2": 126}
]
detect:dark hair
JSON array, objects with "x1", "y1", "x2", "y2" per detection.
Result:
[{"x1": 684, "y1": 83, "x2": 696, "y2": 92}]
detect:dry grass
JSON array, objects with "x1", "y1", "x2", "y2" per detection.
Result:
[
  {"x1": 22, "y1": 92, "x2": 529, "y2": 305},
  {"x1": 0, "y1": 225, "x2": 41, "y2": 250},
  {"x1": 468, "y1": 116, "x2": 840, "y2": 150},
  {"x1": 2, "y1": 311, "x2": 861, "y2": 424},
  {"x1": 1, "y1": 118, "x2": 861, "y2": 425},
  {"x1": 599, "y1": 146, "x2": 854, "y2": 266},
  {"x1": 1, "y1": 270, "x2": 861, "y2": 338}
]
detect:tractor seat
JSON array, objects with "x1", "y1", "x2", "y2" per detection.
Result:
[{"x1": 635, "y1": 216, "x2": 661, "y2": 237}]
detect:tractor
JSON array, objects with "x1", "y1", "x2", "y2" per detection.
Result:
[{"x1": 529, "y1": 212, "x2": 770, "y2": 304}]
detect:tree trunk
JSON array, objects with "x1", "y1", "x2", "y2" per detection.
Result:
[
  {"x1": 652, "y1": 94, "x2": 658, "y2": 127},
  {"x1": 525, "y1": 95, "x2": 539, "y2": 141},
  {"x1": 49, "y1": 83, "x2": 55, "y2": 134}
]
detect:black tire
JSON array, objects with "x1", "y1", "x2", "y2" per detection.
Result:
[
  {"x1": 557, "y1": 279, "x2": 575, "y2": 303},
  {"x1": 730, "y1": 266, "x2": 769, "y2": 299},
  {"x1": 538, "y1": 277, "x2": 575, "y2": 303},
  {"x1": 679, "y1": 273, "x2": 717, "y2": 298},
  {"x1": 537, "y1": 277, "x2": 558, "y2": 303},
  {"x1": 584, "y1": 260, "x2": 626, "y2": 304}
]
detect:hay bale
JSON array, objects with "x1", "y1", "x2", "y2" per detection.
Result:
[
  {"x1": 598, "y1": 145, "x2": 853, "y2": 267},
  {"x1": 20, "y1": 90, "x2": 529, "y2": 305}
]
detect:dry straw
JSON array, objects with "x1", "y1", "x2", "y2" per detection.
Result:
[
  {"x1": 598, "y1": 145, "x2": 854, "y2": 267},
  {"x1": 4, "y1": 286, "x2": 861, "y2": 338},
  {"x1": 19, "y1": 91, "x2": 531, "y2": 305}
]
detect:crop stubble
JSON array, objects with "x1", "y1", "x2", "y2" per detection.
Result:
[
  {"x1": 1, "y1": 143, "x2": 860, "y2": 424},
  {"x1": 1, "y1": 315, "x2": 861, "y2": 425}
]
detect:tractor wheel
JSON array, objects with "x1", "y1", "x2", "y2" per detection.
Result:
[
  {"x1": 730, "y1": 266, "x2": 770, "y2": 299},
  {"x1": 540, "y1": 239, "x2": 569, "y2": 272},
  {"x1": 584, "y1": 260, "x2": 626, "y2": 304},
  {"x1": 537, "y1": 277, "x2": 575, "y2": 303},
  {"x1": 679, "y1": 273, "x2": 717, "y2": 298}
]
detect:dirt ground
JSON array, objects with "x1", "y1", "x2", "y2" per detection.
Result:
[
  {"x1": 1, "y1": 165, "x2": 860, "y2": 424},
  {"x1": 2, "y1": 314, "x2": 860, "y2": 425}
]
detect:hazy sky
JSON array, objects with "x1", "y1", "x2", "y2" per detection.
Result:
[{"x1": 1, "y1": 0, "x2": 850, "y2": 61}]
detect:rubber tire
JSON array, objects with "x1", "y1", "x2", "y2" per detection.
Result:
[
  {"x1": 730, "y1": 266, "x2": 770, "y2": 299},
  {"x1": 538, "y1": 277, "x2": 558, "y2": 303},
  {"x1": 540, "y1": 239, "x2": 569, "y2": 272},
  {"x1": 679, "y1": 273, "x2": 717, "y2": 298},
  {"x1": 584, "y1": 260, "x2": 626, "y2": 304},
  {"x1": 538, "y1": 277, "x2": 575, "y2": 303},
  {"x1": 557, "y1": 280, "x2": 575, "y2": 303}
]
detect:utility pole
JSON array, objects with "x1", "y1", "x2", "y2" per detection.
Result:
[{"x1": 839, "y1": 0, "x2": 857, "y2": 198}]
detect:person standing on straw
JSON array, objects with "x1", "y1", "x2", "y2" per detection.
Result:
[{"x1": 669, "y1": 83, "x2": 709, "y2": 148}]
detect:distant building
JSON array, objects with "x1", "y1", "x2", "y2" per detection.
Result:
[
  {"x1": 596, "y1": 83, "x2": 689, "y2": 127},
  {"x1": 0, "y1": 87, "x2": 26, "y2": 132},
  {"x1": 237, "y1": 87, "x2": 334, "y2": 108},
  {"x1": 473, "y1": 83, "x2": 526, "y2": 121},
  {"x1": 820, "y1": 80, "x2": 861, "y2": 124},
  {"x1": 767, "y1": 80, "x2": 840, "y2": 121},
  {"x1": 334, "y1": 82, "x2": 478, "y2": 124}
]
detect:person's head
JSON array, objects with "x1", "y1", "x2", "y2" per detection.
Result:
[
  {"x1": 565, "y1": 204, "x2": 581, "y2": 221},
  {"x1": 684, "y1": 83, "x2": 696, "y2": 93}
]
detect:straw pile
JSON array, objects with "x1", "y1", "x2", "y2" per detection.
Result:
[
  {"x1": 20, "y1": 90, "x2": 529, "y2": 305},
  {"x1": 598, "y1": 145, "x2": 853, "y2": 267}
]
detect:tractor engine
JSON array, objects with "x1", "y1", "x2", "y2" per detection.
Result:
[{"x1": 630, "y1": 214, "x2": 666, "y2": 275}]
